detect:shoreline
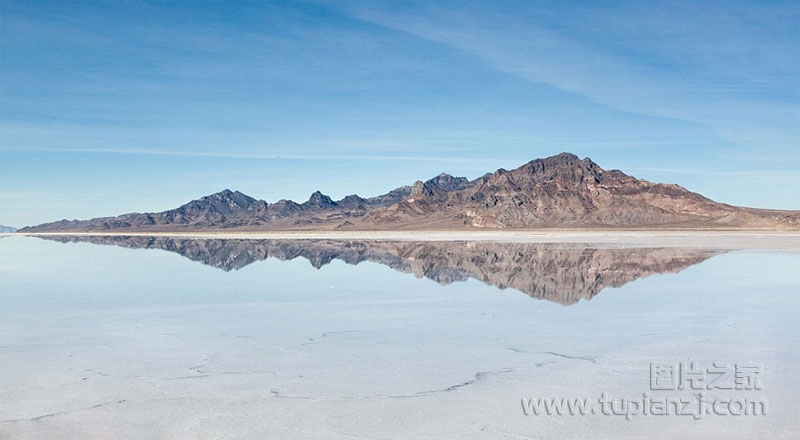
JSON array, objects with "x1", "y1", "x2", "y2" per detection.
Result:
[{"x1": 8, "y1": 230, "x2": 800, "y2": 250}]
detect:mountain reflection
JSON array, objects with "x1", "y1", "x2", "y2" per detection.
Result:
[{"x1": 41, "y1": 236, "x2": 722, "y2": 305}]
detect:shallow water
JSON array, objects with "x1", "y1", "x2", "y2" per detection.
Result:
[{"x1": 1, "y1": 235, "x2": 798, "y2": 439}]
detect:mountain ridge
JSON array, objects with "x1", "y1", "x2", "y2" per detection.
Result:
[{"x1": 19, "y1": 152, "x2": 800, "y2": 232}]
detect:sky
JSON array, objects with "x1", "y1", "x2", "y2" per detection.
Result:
[{"x1": 1, "y1": 0, "x2": 798, "y2": 227}]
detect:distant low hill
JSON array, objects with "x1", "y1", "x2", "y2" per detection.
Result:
[
  {"x1": 19, "y1": 152, "x2": 800, "y2": 232},
  {"x1": 0, "y1": 225, "x2": 16, "y2": 233}
]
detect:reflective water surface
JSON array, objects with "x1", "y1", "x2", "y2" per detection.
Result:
[
  {"x1": 0, "y1": 235, "x2": 798, "y2": 439},
  {"x1": 40, "y1": 235, "x2": 725, "y2": 304}
]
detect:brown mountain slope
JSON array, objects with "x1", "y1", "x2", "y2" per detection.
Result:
[
  {"x1": 358, "y1": 153, "x2": 797, "y2": 229},
  {"x1": 19, "y1": 152, "x2": 800, "y2": 232}
]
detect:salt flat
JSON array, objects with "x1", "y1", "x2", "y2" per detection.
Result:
[
  {"x1": 16, "y1": 230, "x2": 800, "y2": 250},
  {"x1": 1, "y1": 235, "x2": 799, "y2": 439}
]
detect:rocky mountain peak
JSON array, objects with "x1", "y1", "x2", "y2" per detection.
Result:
[
  {"x1": 338, "y1": 194, "x2": 367, "y2": 210},
  {"x1": 185, "y1": 189, "x2": 260, "y2": 213},
  {"x1": 517, "y1": 152, "x2": 604, "y2": 184},
  {"x1": 522, "y1": 152, "x2": 578, "y2": 171},
  {"x1": 424, "y1": 173, "x2": 471, "y2": 192},
  {"x1": 301, "y1": 191, "x2": 339, "y2": 210}
]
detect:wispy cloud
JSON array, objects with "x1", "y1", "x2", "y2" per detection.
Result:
[
  {"x1": 3, "y1": 146, "x2": 521, "y2": 164},
  {"x1": 626, "y1": 167, "x2": 800, "y2": 180},
  {"x1": 333, "y1": 1, "x2": 800, "y2": 151}
]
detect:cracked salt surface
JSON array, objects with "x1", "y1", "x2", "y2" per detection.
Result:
[{"x1": 1, "y1": 236, "x2": 799, "y2": 439}]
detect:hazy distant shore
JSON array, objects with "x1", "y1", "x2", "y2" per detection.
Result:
[{"x1": 10, "y1": 230, "x2": 800, "y2": 250}]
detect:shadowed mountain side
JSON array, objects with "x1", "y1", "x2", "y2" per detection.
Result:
[{"x1": 39, "y1": 236, "x2": 723, "y2": 305}]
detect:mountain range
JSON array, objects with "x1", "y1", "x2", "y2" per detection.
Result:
[
  {"x1": 37, "y1": 236, "x2": 721, "y2": 304},
  {"x1": 19, "y1": 153, "x2": 800, "y2": 232},
  {"x1": 0, "y1": 225, "x2": 16, "y2": 233}
]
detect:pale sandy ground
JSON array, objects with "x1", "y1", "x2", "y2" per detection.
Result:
[{"x1": 11, "y1": 230, "x2": 800, "y2": 250}]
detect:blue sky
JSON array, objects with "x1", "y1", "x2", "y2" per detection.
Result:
[{"x1": 1, "y1": 0, "x2": 798, "y2": 227}]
